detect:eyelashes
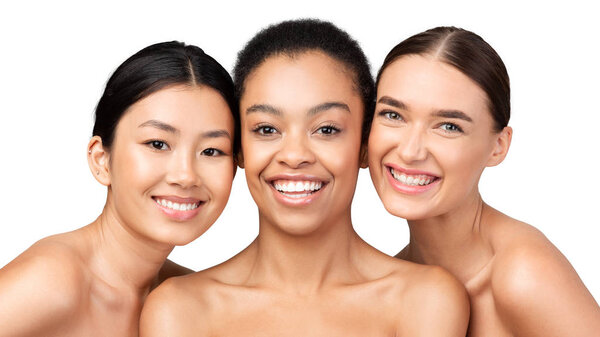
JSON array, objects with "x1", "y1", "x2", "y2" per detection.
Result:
[
  {"x1": 438, "y1": 123, "x2": 463, "y2": 133},
  {"x1": 143, "y1": 140, "x2": 228, "y2": 156},
  {"x1": 250, "y1": 123, "x2": 342, "y2": 137},
  {"x1": 377, "y1": 110, "x2": 465, "y2": 134},
  {"x1": 145, "y1": 140, "x2": 170, "y2": 151}
]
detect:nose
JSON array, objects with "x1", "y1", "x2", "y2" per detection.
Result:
[
  {"x1": 165, "y1": 149, "x2": 200, "y2": 189},
  {"x1": 396, "y1": 126, "x2": 428, "y2": 163},
  {"x1": 275, "y1": 131, "x2": 316, "y2": 169}
]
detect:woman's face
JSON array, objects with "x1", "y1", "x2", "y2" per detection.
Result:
[
  {"x1": 106, "y1": 85, "x2": 235, "y2": 245},
  {"x1": 368, "y1": 55, "x2": 507, "y2": 220},
  {"x1": 240, "y1": 51, "x2": 364, "y2": 235}
]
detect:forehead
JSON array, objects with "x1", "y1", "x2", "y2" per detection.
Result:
[
  {"x1": 241, "y1": 51, "x2": 360, "y2": 107},
  {"x1": 378, "y1": 55, "x2": 489, "y2": 116},
  {"x1": 118, "y1": 85, "x2": 234, "y2": 132}
]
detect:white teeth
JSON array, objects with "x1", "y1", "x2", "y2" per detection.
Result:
[
  {"x1": 155, "y1": 198, "x2": 199, "y2": 211},
  {"x1": 273, "y1": 180, "x2": 324, "y2": 194},
  {"x1": 390, "y1": 168, "x2": 436, "y2": 187}
]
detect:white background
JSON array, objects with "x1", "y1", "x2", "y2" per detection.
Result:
[{"x1": 1, "y1": 1, "x2": 598, "y2": 301}]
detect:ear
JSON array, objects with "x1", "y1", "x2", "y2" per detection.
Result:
[
  {"x1": 486, "y1": 126, "x2": 512, "y2": 167},
  {"x1": 87, "y1": 136, "x2": 111, "y2": 186},
  {"x1": 359, "y1": 144, "x2": 368, "y2": 169},
  {"x1": 236, "y1": 150, "x2": 245, "y2": 169}
]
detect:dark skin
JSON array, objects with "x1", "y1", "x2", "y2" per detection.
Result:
[{"x1": 140, "y1": 52, "x2": 470, "y2": 337}]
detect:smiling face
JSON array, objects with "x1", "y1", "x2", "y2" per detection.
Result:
[
  {"x1": 369, "y1": 55, "x2": 510, "y2": 220},
  {"x1": 240, "y1": 51, "x2": 364, "y2": 235},
  {"x1": 105, "y1": 85, "x2": 235, "y2": 245}
]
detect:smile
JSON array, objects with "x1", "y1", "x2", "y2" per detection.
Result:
[
  {"x1": 152, "y1": 196, "x2": 204, "y2": 221},
  {"x1": 389, "y1": 168, "x2": 437, "y2": 186},
  {"x1": 266, "y1": 176, "x2": 328, "y2": 206},
  {"x1": 154, "y1": 198, "x2": 201, "y2": 211},
  {"x1": 384, "y1": 165, "x2": 440, "y2": 195},
  {"x1": 272, "y1": 180, "x2": 324, "y2": 198}
]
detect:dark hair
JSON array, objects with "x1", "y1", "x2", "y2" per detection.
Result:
[
  {"x1": 233, "y1": 19, "x2": 375, "y2": 145},
  {"x1": 377, "y1": 26, "x2": 510, "y2": 131},
  {"x1": 93, "y1": 41, "x2": 239, "y2": 153}
]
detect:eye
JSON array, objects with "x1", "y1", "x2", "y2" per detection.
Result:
[
  {"x1": 315, "y1": 125, "x2": 340, "y2": 135},
  {"x1": 201, "y1": 148, "x2": 225, "y2": 157},
  {"x1": 252, "y1": 124, "x2": 278, "y2": 136},
  {"x1": 145, "y1": 140, "x2": 170, "y2": 150},
  {"x1": 379, "y1": 110, "x2": 403, "y2": 121},
  {"x1": 439, "y1": 123, "x2": 463, "y2": 133}
]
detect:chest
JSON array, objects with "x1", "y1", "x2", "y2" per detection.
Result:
[
  {"x1": 467, "y1": 283, "x2": 513, "y2": 337},
  {"x1": 207, "y1": 292, "x2": 398, "y2": 337}
]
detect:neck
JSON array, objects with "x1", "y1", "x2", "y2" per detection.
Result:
[
  {"x1": 247, "y1": 209, "x2": 363, "y2": 295},
  {"x1": 84, "y1": 194, "x2": 174, "y2": 297},
  {"x1": 404, "y1": 191, "x2": 494, "y2": 284}
]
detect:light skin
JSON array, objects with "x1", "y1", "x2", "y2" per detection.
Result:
[
  {"x1": 140, "y1": 51, "x2": 469, "y2": 337},
  {"x1": 369, "y1": 54, "x2": 600, "y2": 336},
  {"x1": 0, "y1": 85, "x2": 235, "y2": 337}
]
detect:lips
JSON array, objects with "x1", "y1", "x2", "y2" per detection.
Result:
[
  {"x1": 384, "y1": 165, "x2": 440, "y2": 195},
  {"x1": 272, "y1": 179, "x2": 324, "y2": 198},
  {"x1": 389, "y1": 167, "x2": 438, "y2": 186},
  {"x1": 266, "y1": 176, "x2": 328, "y2": 204},
  {"x1": 152, "y1": 195, "x2": 204, "y2": 221}
]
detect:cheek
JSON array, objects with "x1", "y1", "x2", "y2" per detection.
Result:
[
  {"x1": 435, "y1": 140, "x2": 489, "y2": 186},
  {"x1": 368, "y1": 124, "x2": 397, "y2": 171},
  {"x1": 242, "y1": 140, "x2": 274, "y2": 177},
  {"x1": 202, "y1": 161, "x2": 234, "y2": 203},
  {"x1": 111, "y1": 145, "x2": 162, "y2": 197}
]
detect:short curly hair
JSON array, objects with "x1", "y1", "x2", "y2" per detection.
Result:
[{"x1": 233, "y1": 19, "x2": 375, "y2": 145}]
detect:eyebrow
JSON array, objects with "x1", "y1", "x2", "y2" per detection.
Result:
[
  {"x1": 139, "y1": 120, "x2": 231, "y2": 139},
  {"x1": 378, "y1": 96, "x2": 407, "y2": 110},
  {"x1": 246, "y1": 104, "x2": 282, "y2": 116},
  {"x1": 138, "y1": 120, "x2": 178, "y2": 134},
  {"x1": 308, "y1": 102, "x2": 350, "y2": 116},
  {"x1": 378, "y1": 96, "x2": 473, "y2": 122},
  {"x1": 201, "y1": 129, "x2": 231, "y2": 139},
  {"x1": 433, "y1": 110, "x2": 473, "y2": 122},
  {"x1": 245, "y1": 102, "x2": 350, "y2": 117}
]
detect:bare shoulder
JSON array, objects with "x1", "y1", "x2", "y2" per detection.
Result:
[
  {"x1": 489, "y1": 214, "x2": 600, "y2": 336},
  {"x1": 0, "y1": 235, "x2": 86, "y2": 336},
  {"x1": 141, "y1": 266, "x2": 235, "y2": 337},
  {"x1": 359, "y1": 245, "x2": 469, "y2": 337},
  {"x1": 386, "y1": 260, "x2": 470, "y2": 336}
]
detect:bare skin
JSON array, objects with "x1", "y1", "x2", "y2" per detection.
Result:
[
  {"x1": 0, "y1": 85, "x2": 235, "y2": 337},
  {"x1": 369, "y1": 55, "x2": 600, "y2": 336},
  {"x1": 140, "y1": 52, "x2": 469, "y2": 337},
  {"x1": 0, "y1": 218, "x2": 190, "y2": 337}
]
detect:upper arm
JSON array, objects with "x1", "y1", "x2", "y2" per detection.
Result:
[
  {"x1": 398, "y1": 266, "x2": 470, "y2": 337},
  {"x1": 140, "y1": 278, "x2": 210, "y2": 337},
  {"x1": 493, "y1": 244, "x2": 600, "y2": 337},
  {"x1": 0, "y1": 247, "x2": 82, "y2": 337}
]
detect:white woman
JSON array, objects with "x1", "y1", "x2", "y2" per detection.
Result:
[
  {"x1": 369, "y1": 26, "x2": 600, "y2": 336},
  {"x1": 0, "y1": 41, "x2": 238, "y2": 337},
  {"x1": 141, "y1": 19, "x2": 469, "y2": 337}
]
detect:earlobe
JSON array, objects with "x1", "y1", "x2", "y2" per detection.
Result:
[
  {"x1": 359, "y1": 144, "x2": 369, "y2": 169},
  {"x1": 487, "y1": 126, "x2": 512, "y2": 167},
  {"x1": 87, "y1": 136, "x2": 111, "y2": 186}
]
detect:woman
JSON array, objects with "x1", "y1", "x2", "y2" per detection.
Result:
[
  {"x1": 369, "y1": 26, "x2": 600, "y2": 336},
  {"x1": 0, "y1": 41, "x2": 237, "y2": 337},
  {"x1": 141, "y1": 19, "x2": 469, "y2": 336}
]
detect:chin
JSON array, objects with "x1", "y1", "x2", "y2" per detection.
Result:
[
  {"x1": 382, "y1": 199, "x2": 435, "y2": 221},
  {"x1": 268, "y1": 213, "x2": 328, "y2": 237}
]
